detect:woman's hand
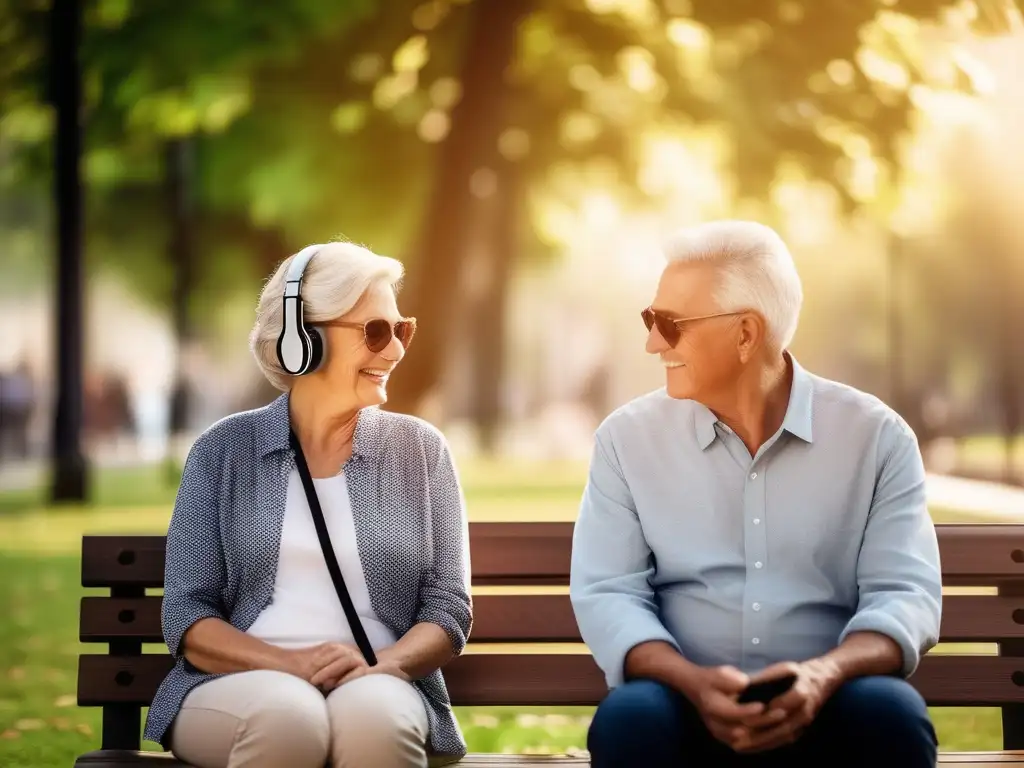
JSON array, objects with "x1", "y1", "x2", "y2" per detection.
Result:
[
  {"x1": 329, "y1": 657, "x2": 411, "y2": 689},
  {"x1": 288, "y1": 642, "x2": 368, "y2": 689}
]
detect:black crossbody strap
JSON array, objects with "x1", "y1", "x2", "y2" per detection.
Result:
[{"x1": 289, "y1": 430, "x2": 378, "y2": 666}]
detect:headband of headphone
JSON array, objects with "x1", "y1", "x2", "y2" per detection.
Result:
[{"x1": 276, "y1": 245, "x2": 324, "y2": 376}]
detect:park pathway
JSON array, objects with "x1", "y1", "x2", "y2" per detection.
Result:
[{"x1": 926, "y1": 472, "x2": 1024, "y2": 520}]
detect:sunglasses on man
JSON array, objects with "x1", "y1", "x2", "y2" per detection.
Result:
[
  {"x1": 641, "y1": 306, "x2": 745, "y2": 348},
  {"x1": 322, "y1": 317, "x2": 417, "y2": 353}
]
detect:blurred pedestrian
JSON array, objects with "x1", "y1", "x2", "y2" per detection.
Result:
[{"x1": 0, "y1": 360, "x2": 36, "y2": 461}]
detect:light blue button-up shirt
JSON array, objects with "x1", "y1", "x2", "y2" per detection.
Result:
[{"x1": 569, "y1": 357, "x2": 942, "y2": 689}]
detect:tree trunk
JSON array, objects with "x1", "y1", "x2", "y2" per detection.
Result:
[
  {"x1": 164, "y1": 138, "x2": 197, "y2": 479},
  {"x1": 470, "y1": 159, "x2": 521, "y2": 454},
  {"x1": 384, "y1": 0, "x2": 533, "y2": 416},
  {"x1": 49, "y1": 0, "x2": 89, "y2": 502},
  {"x1": 1000, "y1": 370, "x2": 1020, "y2": 484},
  {"x1": 887, "y1": 232, "x2": 905, "y2": 419},
  {"x1": 995, "y1": 251, "x2": 1022, "y2": 483},
  {"x1": 166, "y1": 138, "x2": 197, "y2": 437}
]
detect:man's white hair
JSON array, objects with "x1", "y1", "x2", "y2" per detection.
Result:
[
  {"x1": 249, "y1": 241, "x2": 405, "y2": 391},
  {"x1": 663, "y1": 220, "x2": 803, "y2": 350}
]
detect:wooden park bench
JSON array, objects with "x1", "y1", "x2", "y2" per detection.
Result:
[{"x1": 74, "y1": 523, "x2": 1024, "y2": 767}]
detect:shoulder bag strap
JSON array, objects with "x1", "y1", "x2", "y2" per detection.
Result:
[{"x1": 289, "y1": 430, "x2": 378, "y2": 666}]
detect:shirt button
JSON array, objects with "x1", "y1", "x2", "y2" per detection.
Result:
[
  {"x1": 752, "y1": 637, "x2": 760, "y2": 645},
  {"x1": 754, "y1": 561, "x2": 763, "y2": 569},
  {"x1": 752, "y1": 602, "x2": 761, "y2": 611},
  {"x1": 750, "y1": 472, "x2": 757, "y2": 480},
  {"x1": 753, "y1": 518, "x2": 761, "y2": 525}
]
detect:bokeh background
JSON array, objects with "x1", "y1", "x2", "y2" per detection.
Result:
[{"x1": 2, "y1": 0, "x2": 1024, "y2": 764}]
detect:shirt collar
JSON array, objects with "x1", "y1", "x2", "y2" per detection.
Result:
[
  {"x1": 257, "y1": 391, "x2": 385, "y2": 460},
  {"x1": 781, "y1": 354, "x2": 814, "y2": 444},
  {"x1": 692, "y1": 352, "x2": 814, "y2": 450},
  {"x1": 694, "y1": 405, "x2": 719, "y2": 450}
]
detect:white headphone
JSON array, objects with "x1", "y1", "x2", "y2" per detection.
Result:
[{"x1": 276, "y1": 245, "x2": 325, "y2": 376}]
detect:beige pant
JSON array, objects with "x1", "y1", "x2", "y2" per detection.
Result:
[{"x1": 168, "y1": 670, "x2": 434, "y2": 768}]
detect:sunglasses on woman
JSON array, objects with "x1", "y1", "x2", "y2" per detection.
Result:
[
  {"x1": 641, "y1": 306, "x2": 744, "y2": 348},
  {"x1": 322, "y1": 317, "x2": 417, "y2": 353}
]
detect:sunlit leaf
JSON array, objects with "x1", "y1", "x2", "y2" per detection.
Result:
[{"x1": 393, "y1": 34, "x2": 430, "y2": 72}]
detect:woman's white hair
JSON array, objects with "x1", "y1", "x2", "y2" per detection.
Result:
[
  {"x1": 663, "y1": 220, "x2": 803, "y2": 350},
  {"x1": 250, "y1": 241, "x2": 405, "y2": 391}
]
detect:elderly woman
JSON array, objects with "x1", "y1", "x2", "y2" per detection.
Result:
[{"x1": 143, "y1": 242, "x2": 473, "y2": 768}]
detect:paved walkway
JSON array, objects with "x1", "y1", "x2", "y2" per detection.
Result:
[
  {"x1": 925, "y1": 472, "x2": 1024, "y2": 520},
  {"x1": 0, "y1": 454, "x2": 148, "y2": 492}
]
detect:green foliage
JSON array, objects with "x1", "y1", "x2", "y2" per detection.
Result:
[
  {"x1": 0, "y1": 0, "x2": 391, "y2": 304},
  {"x1": 4, "y1": 0, "x2": 1024, "y2": 304},
  {"x1": 196, "y1": 77, "x2": 432, "y2": 254},
  {"x1": 507, "y1": 0, "x2": 1011, "y2": 213}
]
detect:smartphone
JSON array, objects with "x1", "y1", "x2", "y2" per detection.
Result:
[{"x1": 737, "y1": 673, "x2": 798, "y2": 705}]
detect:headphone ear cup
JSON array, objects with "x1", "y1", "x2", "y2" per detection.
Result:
[
  {"x1": 277, "y1": 324, "x2": 310, "y2": 375},
  {"x1": 306, "y1": 327, "x2": 325, "y2": 373}
]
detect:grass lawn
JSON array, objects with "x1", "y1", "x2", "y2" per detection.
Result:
[{"x1": 0, "y1": 464, "x2": 1013, "y2": 766}]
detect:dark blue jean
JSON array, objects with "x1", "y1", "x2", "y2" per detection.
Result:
[{"x1": 587, "y1": 675, "x2": 938, "y2": 768}]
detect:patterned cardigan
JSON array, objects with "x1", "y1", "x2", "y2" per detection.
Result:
[{"x1": 143, "y1": 393, "x2": 474, "y2": 759}]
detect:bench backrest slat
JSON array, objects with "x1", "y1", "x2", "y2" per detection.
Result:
[
  {"x1": 75, "y1": 652, "x2": 1024, "y2": 708},
  {"x1": 81, "y1": 524, "x2": 1024, "y2": 588},
  {"x1": 82, "y1": 535, "x2": 167, "y2": 588},
  {"x1": 81, "y1": 524, "x2": 581, "y2": 588},
  {"x1": 78, "y1": 592, "x2": 1024, "y2": 645},
  {"x1": 932, "y1": 525, "x2": 1024, "y2": 585}
]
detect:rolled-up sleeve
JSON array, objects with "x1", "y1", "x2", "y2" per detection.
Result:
[
  {"x1": 570, "y1": 429, "x2": 681, "y2": 689},
  {"x1": 415, "y1": 434, "x2": 473, "y2": 655},
  {"x1": 838, "y1": 417, "x2": 942, "y2": 677},
  {"x1": 162, "y1": 437, "x2": 227, "y2": 658}
]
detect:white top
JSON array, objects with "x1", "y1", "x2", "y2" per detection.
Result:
[{"x1": 246, "y1": 469, "x2": 398, "y2": 651}]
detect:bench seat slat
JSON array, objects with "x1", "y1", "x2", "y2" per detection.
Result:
[
  {"x1": 76, "y1": 653, "x2": 1024, "y2": 708},
  {"x1": 75, "y1": 751, "x2": 190, "y2": 766},
  {"x1": 73, "y1": 750, "x2": 593, "y2": 766},
  {"x1": 66, "y1": 750, "x2": 1024, "y2": 766}
]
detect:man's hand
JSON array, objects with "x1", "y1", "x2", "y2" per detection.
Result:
[
  {"x1": 287, "y1": 642, "x2": 367, "y2": 690},
  {"x1": 732, "y1": 658, "x2": 841, "y2": 754},
  {"x1": 687, "y1": 665, "x2": 784, "y2": 750}
]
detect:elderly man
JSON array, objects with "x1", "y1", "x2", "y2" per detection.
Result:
[{"x1": 570, "y1": 220, "x2": 941, "y2": 768}]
